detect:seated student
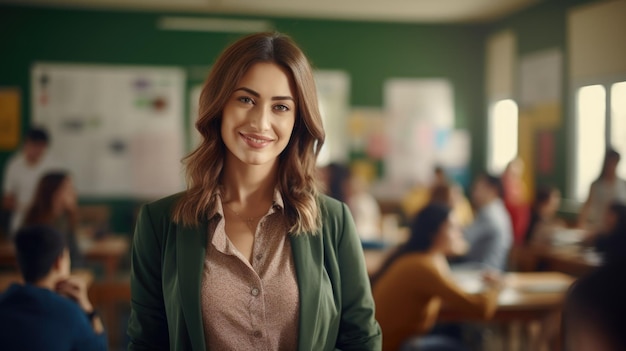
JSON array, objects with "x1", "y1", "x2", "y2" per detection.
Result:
[
  {"x1": 320, "y1": 162, "x2": 382, "y2": 240},
  {"x1": 593, "y1": 202, "x2": 626, "y2": 266},
  {"x1": 372, "y1": 205, "x2": 500, "y2": 351},
  {"x1": 430, "y1": 183, "x2": 474, "y2": 228},
  {"x1": 455, "y1": 174, "x2": 513, "y2": 271},
  {"x1": 22, "y1": 171, "x2": 84, "y2": 268},
  {"x1": 403, "y1": 167, "x2": 473, "y2": 227},
  {"x1": 525, "y1": 186, "x2": 565, "y2": 246},
  {"x1": 564, "y1": 262, "x2": 626, "y2": 351},
  {"x1": 0, "y1": 225, "x2": 107, "y2": 351},
  {"x1": 501, "y1": 158, "x2": 531, "y2": 245}
]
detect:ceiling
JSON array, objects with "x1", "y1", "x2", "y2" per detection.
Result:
[{"x1": 5, "y1": 0, "x2": 540, "y2": 23}]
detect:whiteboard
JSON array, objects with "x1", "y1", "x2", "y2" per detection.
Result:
[{"x1": 32, "y1": 63, "x2": 186, "y2": 199}]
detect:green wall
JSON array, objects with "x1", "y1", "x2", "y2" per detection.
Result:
[{"x1": 0, "y1": 5, "x2": 487, "y2": 232}]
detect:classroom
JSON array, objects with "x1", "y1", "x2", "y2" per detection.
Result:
[{"x1": 1, "y1": 0, "x2": 625, "y2": 350}]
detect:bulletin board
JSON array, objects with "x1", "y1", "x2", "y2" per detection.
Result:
[
  {"x1": 31, "y1": 63, "x2": 186, "y2": 199},
  {"x1": 384, "y1": 79, "x2": 467, "y2": 185}
]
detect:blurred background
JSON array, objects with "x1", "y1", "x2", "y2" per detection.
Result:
[{"x1": 0, "y1": 0, "x2": 625, "y2": 350}]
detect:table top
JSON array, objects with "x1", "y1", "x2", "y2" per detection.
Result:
[
  {"x1": 516, "y1": 244, "x2": 601, "y2": 276},
  {"x1": 440, "y1": 272, "x2": 575, "y2": 322}
]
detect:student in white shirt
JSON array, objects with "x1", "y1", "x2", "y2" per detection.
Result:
[
  {"x1": 2, "y1": 128, "x2": 56, "y2": 234},
  {"x1": 579, "y1": 149, "x2": 626, "y2": 232}
]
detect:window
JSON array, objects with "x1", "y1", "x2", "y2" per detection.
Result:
[
  {"x1": 611, "y1": 82, "x2": 626, "y2": 179},
  {"x1": 488, "y1": 99, "x2": 518, "y2": 174},
  {"x1": 574, "y1": 85, "x2": 606, "y2": 201},
  {"x1": 573, "y1": 81, "x2": 626, "y2": 202}
]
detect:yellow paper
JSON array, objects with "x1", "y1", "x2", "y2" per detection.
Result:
[{"x1": 0, "y1": 88, "x2": 20, "y2": 150}]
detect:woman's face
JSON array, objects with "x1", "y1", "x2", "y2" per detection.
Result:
[
  {"x1": 436, "y1": 215, "x2": 466, "y2": 255},
  {"x1": 54, "y1": 177, "x2": 76, "y2": 210},
  {"x1": 543, "y1": 190, "x2": 562, "y2": 216},
  {"x1": 221, "y1": 62, "x2": 297, "y2": 169},
  {"x1": 605, "y1": 156, "x2": 619, "y2": 176}
]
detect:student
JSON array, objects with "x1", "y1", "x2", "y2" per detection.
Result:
[
  {"x1": 320, "y1": 162, "x2": 382, "y2": 241},
  {"x1": 0, "y1": 225, "x2": 106, "y2": 351},
  {"x1": 525, "y1": 185, "x2": 564, "y2": 246},
  {"x1": 372, "y1": 204, "x2": 499, "y2": 351},
  {"x1": 578, "y1": 149, "x2": 626, "y2": 231},
  {"x1": 127, "y1": 32, "x2": 381, "y2": 351},
  {"x1": 430, "y1": 183, "x2": 473, "y2": 228},
  {"x1": 22, "y1": 171, "x2": 84, "y2": 268},
  {"x1": 456, "y1": 174, "x2": 513, "y2": 271},
  {"x1": 593, "y1": 202, "x2": 626, "y2": 266},
  {"x1": 403, "y1": 166, "x2": 472, "y2": 226},
  {"x1": 502, "y1": 157, "x2": 530, "y2": 245},
  {"x1": 564, "y1": 263, "x2": 626, "y2": 351},
  {"x1": 2, "y1": 127, "x2": 57, "y2": 235}
]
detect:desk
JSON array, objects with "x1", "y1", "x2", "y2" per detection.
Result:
[
  {"x1": 512, "y1": 245, "x2": 600, "y2": 277},
  {"x1": 0, "y1": 236, "x2": 130, "y2": 279},
  {"x1": 440, "y1": 272, "x2": 574, "y2": 322},
  {"x1": 441, "y1": 272, "x2": 573, "y2": 351},
  {"x1": 0, "y1": 269, "x2": 94, "y2": 292}
]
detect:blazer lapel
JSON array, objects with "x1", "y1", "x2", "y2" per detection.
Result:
[
  {"x1": 177, "y1": 222, "x2": 209, "y2": 351},
  {"x1": 290, "y1": 231, "x2": 324, "y2": 351}
]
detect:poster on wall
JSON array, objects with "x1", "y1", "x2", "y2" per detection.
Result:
[
  {"x1": 519, "y1": 48, "x2": 563, "y2": 109},
  {"x1": 314, "y1": 70, "x2": 350, "y2": 166},
  {"x1": 189, "y1": 84, "x2": 203, "y2": 150},
  {"x1": 383, "y1": 78, "x2": 456, "y2": 186},
  {"x1": 32, "y1": 63, "x2": 186, "y2": 199}
]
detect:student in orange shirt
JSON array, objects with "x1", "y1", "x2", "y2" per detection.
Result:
[{"x1": 372, "y1": 204, "x2": 501, "y2": 351}]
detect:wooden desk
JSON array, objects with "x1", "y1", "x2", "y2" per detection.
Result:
[
  {"x1": 439, "y1": 272, "x2": 574, "y2": 323},
  {"x1": 513, "y1": 245, "x2": 600, "y2": 277},
  {"x1": 0, "y1": 236, "x2": 130, "y2": 279},
  {"x1": 0, "y1": 269, "x2": 94, "y2": 292}
]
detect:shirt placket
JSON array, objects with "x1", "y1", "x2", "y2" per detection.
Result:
[{"x1": 247, "y1": 215, "x2": 271, "y2": 350}]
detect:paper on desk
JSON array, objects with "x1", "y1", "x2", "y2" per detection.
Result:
[{"x1": 451, "y1": 270, "x2": 486, "y2": 294}]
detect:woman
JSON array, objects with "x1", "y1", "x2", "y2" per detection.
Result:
[
  {"x1": 524, "y1": 185, "x2": 564, "y2": 246},
  {"x1": 22, "y1": 171, "x2": 84, "y2": 268},
  {"x1": 127, "y1": 32, "x2": 381, "y2": 351},
  {"x1": 578, "y1": 149, "x2": 626, "y2": 231},
  {"x1": 372, "y1": 205, "x2": 500, "y2": 351}
]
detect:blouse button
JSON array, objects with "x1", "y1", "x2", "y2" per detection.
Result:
[{"x1": 251, "y1": 287, "x2": 260, "y2": 296}]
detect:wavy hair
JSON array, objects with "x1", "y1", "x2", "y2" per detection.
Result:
[{"x1": 172, "y1": 32, "x2": 325, "y2": 234}]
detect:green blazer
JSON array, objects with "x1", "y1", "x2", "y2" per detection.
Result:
[{"x1": 127, "y1": 193, "x2": 382, "y2": 351}]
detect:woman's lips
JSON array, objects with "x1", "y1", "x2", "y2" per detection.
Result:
[{"x1": 240, "y1": 132, "x2": 274, "y2": 149}]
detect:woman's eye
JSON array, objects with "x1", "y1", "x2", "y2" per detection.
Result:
[
  {"x1": 238, "y1": 96, "x2": 254, "y2": 104},
  {"x1": 274, "y1": 104, "x2": 290, "y2": 112}
]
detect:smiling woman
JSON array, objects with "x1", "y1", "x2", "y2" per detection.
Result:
[{"x1": 127, "y1": 32, "x2": 382, "y2": 351}]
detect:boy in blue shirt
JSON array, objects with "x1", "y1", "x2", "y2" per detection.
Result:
[{"x1": 0, "y1": 225, "x2": 107, "y2": 350}]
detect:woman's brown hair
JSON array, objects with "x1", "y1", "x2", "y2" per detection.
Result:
[
  {"x1": 23, "y1": 172, "x2": 71, "y2": 227},
  {"x1": 172, "y1": 32, "x2": 325, "y2": 234}
]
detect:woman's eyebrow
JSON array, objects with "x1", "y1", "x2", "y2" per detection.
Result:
[{"x1": 234, "y1": 87, "x2": 294, "y2": 101}]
